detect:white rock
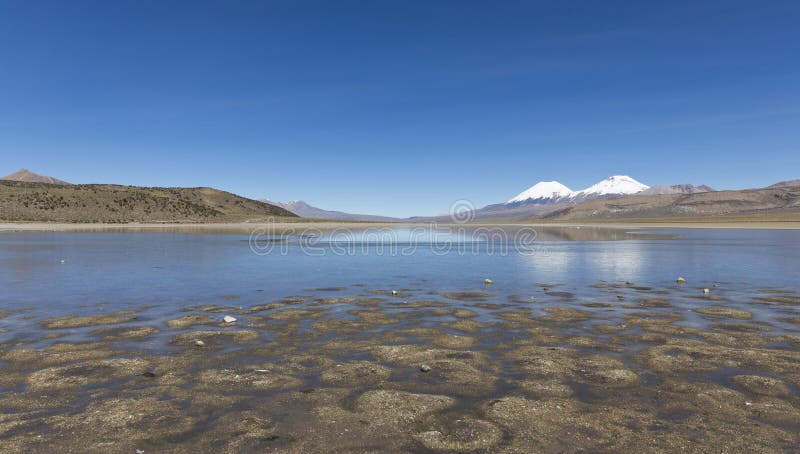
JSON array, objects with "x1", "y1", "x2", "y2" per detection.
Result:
[
  {"x1": 391, "y1": 290, "x2": 398, "y2": 296},
  {"x1": 703, "y1": 288, "x2": 710, "y2": 294},
  {"x1": 484, "y1": 278, "x2": 493, "y2": 285},
  {"x1": 194, "y1": 340, "x2": 205, "y2": 347},
  {"x1": 676, "y1": 277, "x2": 686, "y2": 284},
  {"x1": 223, "y1": 315, "x2": 237, "y2": 323}
]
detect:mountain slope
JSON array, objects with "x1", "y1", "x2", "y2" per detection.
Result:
[
  {"x1": 769, "y1": 179, "x2": 800, "y2": 188},
  {"x1": 467, "y1": 200, "x2": 573, "y2": 221},
  {"x1": 542, "y1": 186, "x2": 800, "y2": 221},
  {"x1": 0, "y1": 181, "x2": 297, "y2": 222},
  {"x1": 1, "y1": 169, "x2": 71, "y2": 185},
  {"x1": 639, "y1": 184, "x2": 715, "y2": 195},
  {"x1": 261, "y1": 199, "x2": 399, "y2": 222}
]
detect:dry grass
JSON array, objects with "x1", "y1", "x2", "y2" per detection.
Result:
[{"x1": 0, "y1": 180, "x2": 297, "y2": 222}]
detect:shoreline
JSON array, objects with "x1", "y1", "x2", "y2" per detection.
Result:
[{"x1": 2, "y1": 220, "x2": 800, "y2": 233}]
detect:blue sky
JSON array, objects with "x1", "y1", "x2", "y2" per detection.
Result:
[{"x1": 1, "y1": 1, "x2": 799, "y2": 217}]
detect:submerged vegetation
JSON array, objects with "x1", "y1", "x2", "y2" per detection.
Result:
[{"x1": 1, "y1": 282, "x2": 798, "y2": 452}]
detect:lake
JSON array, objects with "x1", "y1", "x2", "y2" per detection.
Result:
[{"x1": 1, "y1": 226, "x2": 799, "y2": 452}]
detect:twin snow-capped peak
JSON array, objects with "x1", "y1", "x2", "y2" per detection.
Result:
[{"x1": 507, "y1": 175, "x2": 649, "y2": 204}]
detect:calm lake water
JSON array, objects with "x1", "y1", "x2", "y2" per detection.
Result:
[{"x1": 1, "y1": 226, "x2": 799, "y2": 344}]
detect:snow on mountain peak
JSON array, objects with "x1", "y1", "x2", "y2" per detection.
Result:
[
  {"x1": 576, "y1": 175, "x2": 649, "y2": 196},
  {"x1": 507, "y1": 181, "x2": 574, "y2": 204}
]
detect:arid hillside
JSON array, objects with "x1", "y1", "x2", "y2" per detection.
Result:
[
  {"x1": 0, "y1": 181, "x2": 297, "y2": 223},
  {"x1": 542, "y1": 186, "x2": 800, "y2": 221}
]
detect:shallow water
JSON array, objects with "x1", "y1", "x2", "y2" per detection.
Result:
[
  {"x1": 1, "y1": 227, "x2": 798, "y2": 308},
  {"x1": 1, "y1": 226, "x2": 799, "y2": 452}
]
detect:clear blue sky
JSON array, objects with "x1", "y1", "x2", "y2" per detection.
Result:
[{"x1": 1, "y1": 1, "x2": 799, "y2": 217}]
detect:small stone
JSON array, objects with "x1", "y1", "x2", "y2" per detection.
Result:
[
  {"x1": 194, "y1": 340, "x2": 206, "y2": 347},
  {"x1": 703, "y1": 288, "x2": 710, "y2": 295},
  {"x1": 141, "y1": 371, "x2": 156, "y2": 378},
  {"x1": 420, "y1": 364, "x2": 432, "y2": 373},
  {"x1": 223, "y1": 315, "x2": 237, "y2": 323},
  {"x1": 625, "y1": 281, "x2": 633, "y2": 285},
  {"x1": 677, "y1": 277, "x2": 686, "y2": 284},
  {"x1": 484, "y1": 279, "x2": 493, "y2": 285}
]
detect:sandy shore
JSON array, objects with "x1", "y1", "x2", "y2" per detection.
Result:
[
  {"x1": 1, "y1": 220, "x2": 800, "y2": 233},
  {"x1": 535, "y1": 221, "x2": 800, "y2": 230},
  {"x1": 0, "y1": 221, "x2": 415, "y2": 234}
]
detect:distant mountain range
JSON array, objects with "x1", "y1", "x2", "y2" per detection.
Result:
[
  {"x1": 268, "y1": 175, "x2": 799, "y2": 223},
  {"x1": 3, "y1": 168, "x2": 798, "y2": 223},
  {"x1": 1, "y1": 168, "x2": 71, "y2": 185},
  {"x1": 506, "y1": 175, "x2": 710, "y2": 205},
  {"x1": 260, "y1": 199, "x2": 399, "y2": 222},
  {"x1": 467, "y1": 175, "x2": 715, "y2": 221},
  {"x1": 266, "y1": 176, "x2": 663, "y2": 222}
]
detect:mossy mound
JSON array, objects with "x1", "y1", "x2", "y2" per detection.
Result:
[
  {"x1": 166, "y1": 314, "x2": 219, "y2": 329},
  {"x1": 171, "y1": 330, "x2": 259, "y2": 347},
  {"x1": 320, "y1": 361, "x2": 392, "y2": 387},
  {"x1": 695, "y1": 306, "x2": 753, "y2": 320},
  {"x1": 27, "y1": 358, "x2": 149, "y2": 390},
  {"x1": 41, "y1": 311, "x2": 138, "y2": 329}
]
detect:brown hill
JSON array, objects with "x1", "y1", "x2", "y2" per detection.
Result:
[
  {"x1": 542, "y1": 186, "x2": 800, "y2": 221},
  {"x1": 769, "y1": 179, "x2": 800, "y2": 188},
  {"x1": 1, "y1": 168, "x2": 71, "y2": 185},
  {"x1": 0, "y1": 181, "x2": 297, "y2": 223}
]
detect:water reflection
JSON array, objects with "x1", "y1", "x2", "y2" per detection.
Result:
[{"x1": 1, "y1": 228, "x2": 798, "y2": 316}]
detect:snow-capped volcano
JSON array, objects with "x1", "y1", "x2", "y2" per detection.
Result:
[
  {"x1": 505, "y1": 175, "x2": 650, "y2": 205},
  {"x1": 573, "y1": 175, "x2": 649, "y2": 197},
  {"x1": 507, "y1": 181, "x2": 574, "y2": 204}
]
